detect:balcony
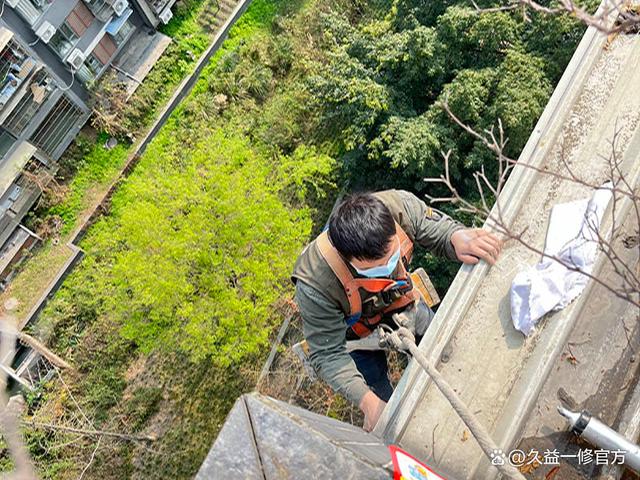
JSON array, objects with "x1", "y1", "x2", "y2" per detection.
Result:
[
  {"x1": 147, "y1": 0, "x2": 174, "y2": 15},
  {"x1": 2, "y1": 69, "x2": 55, "y2": 135},
  {"x1": 29, "y1": 94, "x2": 84, "y2": 159},
  {"x1": 0, "y1": 139, "x2": 35, "y2": 196},
  {"x1": 9, "y1": 0, "x2": 52, "y2": 26},
  {"x1": 0, "y1": 35, "x2": 37, "y2": 115},
  {"x1": 83, "y1": 0, "x2": 113, "y2": 23},
  {"x1": 76, "y1": 63, "x2": 94, "y2": 84},
  {"x1": 0, "y1": 170, "x2": 42, "y2": 248}
]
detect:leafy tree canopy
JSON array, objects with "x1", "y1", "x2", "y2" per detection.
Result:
[
  {"x1": 84, "y1": 127, "x2": 334, "y2": 364},
  {"x1": 298, "y1": 0, "x2": 582, "y2": 197}
]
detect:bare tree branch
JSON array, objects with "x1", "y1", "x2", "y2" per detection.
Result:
[
  {"x1": 21, "y1": 421, "x2": 156, "y2": 443},
  {"x1": 429, "y1": 100, "x2": 640, "y2": 313},
  {"x1": 78, "y1": 437, "x2": 101, "y2": 480},
  {"x1": 472, "y1": 0, "x2": 640, "y2": 35}
]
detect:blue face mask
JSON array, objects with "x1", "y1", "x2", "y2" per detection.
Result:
[{"x1": 352, "y1": 246, "x2": 401, "y2": 278}]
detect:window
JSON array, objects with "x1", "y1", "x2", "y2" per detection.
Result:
[
  {"x1": 113, "y1": 19, "x2": 134, "y2": 45},
  {"x1": 76, "y1": 64, "x2": 93, "y2": 84},
  {"x1": 0, "y1": 41, "x2": 34, "y2": 110},
  {"x1": 4, "y1": 71, "x2": 55, "y2": 135},
  {"x1": 79, "y1": 33, "x2": 118, "y2": 84},
  {"x1": 76, "y1": 52, "x2": 102, "y2": 84},
  {"x1": 12, "y1": 0, "x2": 53, "y2": 25},
  {"x1": 84, "y1": 0, "x2": 111, "y2": 21},
  {"x1": 48, "y1": 23, "x2": 78, "y2": 58},
  {"x1": 28, "y1": 0, "x2": 53, "y2": 11},
  {"x1": 86, "y1": 0, "x2": 107, "y2": 9},
  {"x1": 49, "y1": 3, "x2": 95, "y2": 58},
  {"x1": 0, "y1": 129, "x2": 16, "y2": 159},
  {"x1": 113, "y1": 20, "x2": 134, "y2": 45},
  {"x1": 85, "y1": 53, "x2": 103, "y2": 75},
  {"x1": 0, "y1": 40, "x2": 27, "y2": 82}
]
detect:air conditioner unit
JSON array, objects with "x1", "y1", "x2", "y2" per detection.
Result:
[
  {"x1": 66, "y1": 48, "x2": 85, "y2": 70},
  {"x1": 158, "y1": 7, "x2": 173, "y2": 24},
  {"x1": 111, "y1": 0, "x2": 127, "y2": 16},
  {"x1": 5, "y1": 0, "x2": 21, "y2": 8},
  {"x1": 35, "y1": 21, "x2": 56, "y2": 44}
]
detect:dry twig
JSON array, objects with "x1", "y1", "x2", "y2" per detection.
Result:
[
  {"x1": 427, "y1": 100, "x2": 640, "y2": 311},
  {"x1": 472, "y1": 0, "x2": 640, "y2": 35}
]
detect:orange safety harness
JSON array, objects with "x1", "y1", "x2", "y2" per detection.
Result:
[{"x1": 316, "y1": 223, "x2": 421, "y2": 338}]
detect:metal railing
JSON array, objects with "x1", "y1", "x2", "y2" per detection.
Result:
[
  {"x1": 29, "y1": 95, "x2": 83, "y2": 158},
  {"x1": 11, "y1": 0, "x2": 47, "y2": 25},
  {"x1": 83, "y1": 0, "x2": 113, "y2": 22},
  {"x1": 3, "y1": 69, "x2": 55, "y2": 135},
  {"x1": 0, "y1": 39, "x2": 33, "y2": 104}
]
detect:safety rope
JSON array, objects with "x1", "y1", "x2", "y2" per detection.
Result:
[{"x1": 379, "y1": 320, "x2": 527, "y2": 480}]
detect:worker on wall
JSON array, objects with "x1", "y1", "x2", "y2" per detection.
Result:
[{"x1": 292, "y1": 190, "x2": 502, "y2": 431}]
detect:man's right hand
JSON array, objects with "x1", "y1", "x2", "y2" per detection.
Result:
[{"x1": 359, "y1": 391, "x2": 387, "y2": 432}]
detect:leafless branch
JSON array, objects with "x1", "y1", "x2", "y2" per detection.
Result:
[
  {"x1": 429, "y1": 100, "x2": 640, "y2": 314},
  {"x1": 78, "y1": 437, "x2": 101, "y2": 480},
  {"x1": 438, "y1": 99, "x2": 639, "y2": 204},
  {"x1": 472, "y1": 0, "x2": 640, "y2": 36},
  {"x1": 21, "y1": 421, "x2": 156, "y2": 443}
]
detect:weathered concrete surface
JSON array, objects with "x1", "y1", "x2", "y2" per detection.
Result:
[
  {"x1": 376, "y1": 25, "x2": 640, "y2": 480},
  {"x1": 517, "y1": 205, "x2": 640, "y2": 479},
  {"x1": 0, "y1": 141, "x2": 35, "y2": 199},
  {"x1": 196, "y1": 393, "x2": 394, "y2": 480},
  {"x1": 113, "y1": 29, "x2": 171, "y2": 96}
]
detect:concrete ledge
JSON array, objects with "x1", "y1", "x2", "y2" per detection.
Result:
[
  {"x1": 374, "y1": 16, "x2": 610, "y2": 443},
  {"x1": 19, "y1": 243, "x2": 83, "y2": 331},
  {"x1": 474, "y1": 115, "x2": 640, "y2": 479}
]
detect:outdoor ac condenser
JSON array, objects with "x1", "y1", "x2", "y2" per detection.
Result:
[
  {"x1": 65, "y1": 49, "x2": 85, "y2": 70},
  {"x1": 111, "y1": 0, "x2": 128, "y2": 16},
  {"x1": 35, "y1": 21, "x2": 56, "y2": 44}
]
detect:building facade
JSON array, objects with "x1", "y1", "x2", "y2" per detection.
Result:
[{"x1": 0, "y1": 0, "x2": 175, "y2": 288}]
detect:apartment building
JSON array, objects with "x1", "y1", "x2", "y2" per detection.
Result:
[{"x1": 0, "y1": 0, "x2": 175, "y2": 287}]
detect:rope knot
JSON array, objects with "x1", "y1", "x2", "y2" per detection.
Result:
[
  {"x1": 377, "y1": 325, "x2": 405, "y2": 351},
  {"x1": 396, "y1": 326, "x2": 416, "y2": 347}
]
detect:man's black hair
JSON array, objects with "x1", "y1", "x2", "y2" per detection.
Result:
[{"x1": 328, "y1": 192, "x2": 396, "y2": 261}]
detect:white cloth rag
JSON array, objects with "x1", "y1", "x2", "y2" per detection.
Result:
[{"x1": 510, "y1": 183, "x2": 613, "y2": 335}]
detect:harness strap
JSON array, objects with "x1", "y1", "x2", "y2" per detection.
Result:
[
  {"x1": 396, "y1": 221, "x2": 413, "y2": 261},
  {"x1": 350, "y1": 292, "x2": 417, "y2": 337},
  {"x1": 316, "y1": 222, "x2": 415, "y2": 322},
  {"x1": 316, "y1": 231, "x2": 361, "y2": 320}
]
